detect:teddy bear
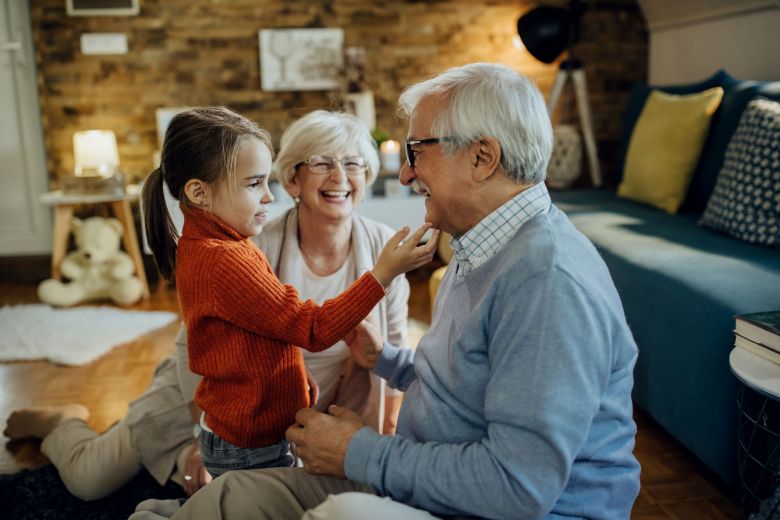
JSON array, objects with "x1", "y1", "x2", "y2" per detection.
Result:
[{"x1": 38, "y1": 216, "x2": 144, "y2": 307}]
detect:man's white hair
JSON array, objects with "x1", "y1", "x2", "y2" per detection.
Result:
[
  {"x1": 273, "y1": 110, "x2": 380, "y2": 193},
  {"x1": 398, "y1": 63, "x2": 553, "y2": 184}
]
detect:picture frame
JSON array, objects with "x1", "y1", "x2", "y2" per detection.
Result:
[
  {"x1": 66, "y1": 0, "x2": 140, "y2": 17},
  {"x1": 154, "y1": 107, "x2": 194, "y2": 150},
  {"x1": 259, "y1": 28, "x2": 344, "y2": 92}
]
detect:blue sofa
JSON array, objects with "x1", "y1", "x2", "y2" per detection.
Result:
[{"x1": 551, "y1": 71, "x2": 780, "y2": 489}]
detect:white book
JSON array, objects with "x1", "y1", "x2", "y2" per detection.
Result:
[
  {"x1": 736, "y1": 335, "x2": 780, "y2": 366},
  {"x1": 735, "y1": 311, "x2": 780, "y2": 352}
]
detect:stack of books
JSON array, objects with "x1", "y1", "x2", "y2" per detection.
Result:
[{"x1": 735, "y1": 311, "x2": 780, "y2": 365}]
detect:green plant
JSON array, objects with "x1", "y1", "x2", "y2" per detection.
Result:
[{"x1": 371, "y1": 128, "x2": 390, "y2": 148}]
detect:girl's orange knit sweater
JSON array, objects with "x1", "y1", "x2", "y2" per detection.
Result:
[{"x1": 176, "y1": 206, "x2": 385, "y2": 448}]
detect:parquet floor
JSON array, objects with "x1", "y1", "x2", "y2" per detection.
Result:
[{"x1": 0, "y1": 268, "x2": 740, "y2": 519}]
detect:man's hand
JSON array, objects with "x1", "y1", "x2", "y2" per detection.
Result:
[
  {"x1": 182, "y1": 439, "x2": 212, "y2": 497},
  {"x1": 285, "y1": 405, "x2": 365, "y2": 478},
  {"x1": 344, "y1": 319, "x2": 383, "y2": 370}
]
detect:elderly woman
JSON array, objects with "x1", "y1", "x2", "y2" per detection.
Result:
[
  {"x1": 4, "y1": 110, "x2": 408, "y2": 507},
  {"x1": 259, "y1": 110, "x2": 408, "y2": 433}
]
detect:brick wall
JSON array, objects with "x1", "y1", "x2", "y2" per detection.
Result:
[{"x1": 31, "y1": 0, "x2": 647, "y2": 187}]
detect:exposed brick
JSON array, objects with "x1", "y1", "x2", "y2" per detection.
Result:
[{"x1": 31, "y1": 0, "x2": 646, "y2": 187}]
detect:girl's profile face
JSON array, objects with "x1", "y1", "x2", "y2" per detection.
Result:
[
  {"x1": 289, "y1": 145, "x2": 367, "y2": 222},
  {"x1": 210, "y1": 137, "x2": 274, "y2": 237}
]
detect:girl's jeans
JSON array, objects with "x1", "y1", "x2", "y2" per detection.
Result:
[{"x1": 200, "y1": 429, "x2": 295, "y2": 478}]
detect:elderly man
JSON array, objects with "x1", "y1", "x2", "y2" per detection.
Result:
[{"x1": 156, "y1": 62, "x2": 640, "y2": 520}]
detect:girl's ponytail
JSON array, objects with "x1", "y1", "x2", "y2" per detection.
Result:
[{"x1": 141, "y1": 167, "x2": 177, "y2": 280}]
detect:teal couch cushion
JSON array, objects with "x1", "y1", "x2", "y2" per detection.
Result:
[{"x1": 552, "y1": 189, "x2": 780, "y2": 487}]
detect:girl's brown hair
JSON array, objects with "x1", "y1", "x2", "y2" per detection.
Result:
[{"x1": 141, "y1": 106, "x2": 273, "y2": 280}]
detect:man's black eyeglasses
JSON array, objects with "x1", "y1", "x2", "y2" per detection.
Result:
[{"x1": 405, "y1": 137, "x2": 454, "y2": 168}]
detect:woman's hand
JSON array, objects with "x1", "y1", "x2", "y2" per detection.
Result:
[
  {"x1": 182, "y1": 439, "x2": 212, "y2": 497},
  {"x1": 305, "y1": 365, "x2": 320, "y2": 407},
  {"x1": 344, "y1": 319, "x2": 383, "y2": 370},
  {"x1": 371, "y1": 224, "x2": 440, "y2": 288}
]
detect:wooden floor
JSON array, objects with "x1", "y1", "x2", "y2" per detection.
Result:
[{"x1": 0, "y1": 269, "x2": 739, "y2": 519}]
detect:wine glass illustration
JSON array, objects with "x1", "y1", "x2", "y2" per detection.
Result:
[{"x1": 268, "y1": 31, "x2": 295, "y2": 87}]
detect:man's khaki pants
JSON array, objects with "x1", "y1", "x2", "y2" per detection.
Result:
[{"x1": 168, "y1": 467, "x2": 439, "y2": 520}]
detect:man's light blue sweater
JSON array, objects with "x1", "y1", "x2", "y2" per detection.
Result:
[{"x1": 345, "y1": 205, "x2": 641, "y2": 519}]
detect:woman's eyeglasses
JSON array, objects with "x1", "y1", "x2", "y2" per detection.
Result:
[{"x1": 298, "y1": 155, "x2": 367, "y2": 176}]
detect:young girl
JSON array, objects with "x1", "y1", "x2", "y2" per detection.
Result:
[{"x1": 141, "y1": 106, "x2": 437, "y2": 477}]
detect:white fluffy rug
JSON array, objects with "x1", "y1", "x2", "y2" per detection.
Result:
[{"x1": 0, "y1": 304, "x2": 178, "y2": 366}]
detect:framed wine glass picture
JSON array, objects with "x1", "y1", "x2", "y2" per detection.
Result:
[{"x1": 258, "y1": 28, "x2": 344, "y2": 92}]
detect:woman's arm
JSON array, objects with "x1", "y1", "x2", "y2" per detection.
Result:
[
  {"x1": 174, "y1": 323, "x2": 202, "y2": 404},
  {"x1": 382, "y1": 394, "x2": 403, "y2": 434},
  {"x1": 381, "y1": 261, "x2": 411, "y2": 434},
  {"x1": 173, "y1": 324, "x2": 211, "y2": 496}
]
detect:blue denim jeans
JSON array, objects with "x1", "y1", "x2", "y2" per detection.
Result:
[{"x1": 199, "y1": 429, "x2": 295, "y2": 478}]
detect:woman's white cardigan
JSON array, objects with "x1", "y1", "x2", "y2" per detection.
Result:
[{"x1": 255, "y1": 207, "x2": 410, "y2": 432}]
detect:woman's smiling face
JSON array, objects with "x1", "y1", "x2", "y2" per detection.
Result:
[{"x1": 289, "y1": 148, "x2": 367, "y2": 222}]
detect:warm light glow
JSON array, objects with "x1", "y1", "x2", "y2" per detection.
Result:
[
  {"x1": 513, "y1": 35, "x2": 525, "y2": 51},
  {"x1": 73, "y1": 130, "x2": 119, "y2": 178},
  {"x1": 380, "y1": 139, "x2": 401, "y2": 172},
  {"x1": 380, "y1": 139, "x2": 400, "y2": 153}
]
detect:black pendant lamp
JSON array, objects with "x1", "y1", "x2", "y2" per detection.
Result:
[{"x1": 516, "y1": 0, "x2": 586, "y2": 66}]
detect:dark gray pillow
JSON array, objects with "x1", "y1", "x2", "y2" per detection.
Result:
[{"x1": 699, "y1": 97, "x2": 780, "y2": 248}]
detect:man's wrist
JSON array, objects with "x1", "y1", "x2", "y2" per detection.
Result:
[
  {"x1": 344, "y1": 426, "x2": 382, "y2": 484},
  {"x1": 374, "y1": 342, "x2": 400, "y2": 378}
]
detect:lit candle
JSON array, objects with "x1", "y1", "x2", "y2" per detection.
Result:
[{"x1": 380, "y1": 139, "x2": 401, "y2": 173}]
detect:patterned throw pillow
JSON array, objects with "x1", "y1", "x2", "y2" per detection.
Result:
[{"x1": 699, "y1": 97, "x2": 780, "y2": 247}]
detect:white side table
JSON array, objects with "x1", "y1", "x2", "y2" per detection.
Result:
[
  {"x1": 730, "y1": 347, "x2": 780, "y2": 398},
  {"x1": 39, "y1": 186, "x2": 150, "y2": 299},
  {"x1": 729, "y1": 347, "x2": 780, "y2": 518}
]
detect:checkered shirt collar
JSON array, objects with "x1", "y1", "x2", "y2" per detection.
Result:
[{"x1": 450, "y1": 182, "x2": 551, "y2": 277}]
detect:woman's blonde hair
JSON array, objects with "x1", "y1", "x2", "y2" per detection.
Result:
[{"x1": 273, "y1": 110, "x2": 380, "y2": 194}]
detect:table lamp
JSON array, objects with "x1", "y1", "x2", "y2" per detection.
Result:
[
  {"x1": 64, "y1": 130, "x2": 125, "y2": 195},
  {"x1": 73, "y1": 130, "x2": 120, "y2": 178}
]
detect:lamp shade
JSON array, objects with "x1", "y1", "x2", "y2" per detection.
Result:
[
  {"x1": 73, "y1": 130, "x2": 119, "y2": 177},
  {"x1": 516, "y1": 5, "x2": 570, "y2": 64}
]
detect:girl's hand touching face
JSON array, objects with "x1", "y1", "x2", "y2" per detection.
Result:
[{"x1": 371, "y1": 224, "x2": 440, "y2": 288}]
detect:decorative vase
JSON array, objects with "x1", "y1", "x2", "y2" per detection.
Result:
[{"x1": 546, "y1": 124, "x2": 583, "y2": 189}]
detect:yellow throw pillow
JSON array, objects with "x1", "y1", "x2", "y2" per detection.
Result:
[{"x1": 617, "y1": 87, "x2": 724, "y2": 213}]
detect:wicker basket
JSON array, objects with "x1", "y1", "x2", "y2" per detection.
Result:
[{"x1": 546, "y1": 124, "x2": 583, "y2": 189}]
